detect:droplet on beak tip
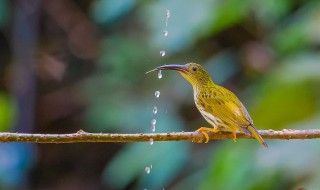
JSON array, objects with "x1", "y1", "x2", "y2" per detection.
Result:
[{"x1": 158, "y1": 70, "x2": 162, "y2": 79}]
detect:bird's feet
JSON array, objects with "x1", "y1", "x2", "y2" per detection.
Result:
[
  {"x1": 195, "y1": 127, "x2": 219, "y2": 143},
  {"x1": 232, "y1": 131, "x2": 237, "y2": 142}
]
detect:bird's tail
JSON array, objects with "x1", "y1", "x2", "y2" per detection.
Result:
[{"x1": 247, "y1": 125, "x2": 268, "y2": 148}]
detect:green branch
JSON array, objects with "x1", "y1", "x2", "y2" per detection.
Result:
[{"x1": 0, "y1": 129, "x2": 319, "y2": 143}]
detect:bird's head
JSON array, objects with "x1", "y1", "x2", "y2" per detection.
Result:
[{"x1": 147, "y1": 63, "x2": 213, "y2": 87}]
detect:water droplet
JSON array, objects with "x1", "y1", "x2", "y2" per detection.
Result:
[
  {"x1": 145, "y1": 166, "x2": 151, "y2": 174},
  {"x1": 166, "y1": 10, "x2": 170, "y2": 18},
  {"x1": 151, "y1": 124, "x2": 156, "y2": 132},
  {"x1": 149, "y1": 138, "x2": 154, "y2": 145},
  {"x1": 151, "y1": 119, "x2": 156, "y2": 125},
  {"x1": 155, "y1": 91, "x2": 160, "y2": 98},
  {"x1": 153, "y1": 106, "x2": 158, "y2": 114},
  {"x1": 158, "y1": 70, "x2": 162, "y2": 79},
  {"x1": 160, "y1": 51, "x2": 165, "y2": 57},
  {"x1": 163, "y1": 30, "x2": 168, "y2": 36}
]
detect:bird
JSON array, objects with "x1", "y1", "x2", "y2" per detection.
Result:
[{"x1": 147, "y1": 63, "x2": 268, "y2": 147}]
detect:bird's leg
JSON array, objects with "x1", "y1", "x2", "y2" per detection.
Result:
[{"x1": 195, "y1": 127, "x2": 219, "y2": 143}]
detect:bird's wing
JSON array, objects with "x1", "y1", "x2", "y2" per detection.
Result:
[
  {"x1": 200, "y1": 86, "x2": 253, "y2": 128},
  {"x1": 199, "y1": 87, "x2": 267, "y2": 147}
]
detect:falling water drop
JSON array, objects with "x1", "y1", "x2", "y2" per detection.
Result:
[
  {"x1": 166, "y1": 10, "x2": 170, "y2": 18},
  {"x1": 149, "y1": 138, "x2": 154, "y2": 145},
  {"x1": 158, "y1": 70, "x2": 162, "y2": 79},
  {"x1": 153, "y1": 106, "x2": 158, "y2": 114},
  {"x1": 151, "y1": 119, "x2": 156, "y2": 125},
  {"x1": 163, "y1": 30, "x2": 168, "y2": 36},
  {"x1": 155, "y1": 91, "x2": 160, "y2": 98},
  {"x1": 160, "y1": 51, "x2": 166, "y2": 57},
  {"x1": 151, "y1": 124, "x2": 156, "y2": 132},
  {"x1": 165, "y1": 10, "x2": 171, "y2": 27},
  {"x1": 145, "y1": 166, "x2": 151, "y2": 174}
]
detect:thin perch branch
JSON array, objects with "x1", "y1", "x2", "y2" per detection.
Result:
[{"x1": 0, "y1": 129, "x2": 320, "y2": 143}]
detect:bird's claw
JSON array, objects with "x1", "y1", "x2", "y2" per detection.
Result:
[
  {"x1": 195, "y1": 127, "x2": 219, "y2": 143},
  {"x1": 232, "y1": 131, "x2": 237, "y2": 142},
  {"x1": 198, "y1": 130, "x2": 210, "y2": 143}
]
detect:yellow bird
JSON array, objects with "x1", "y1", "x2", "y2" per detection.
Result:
[{"x1": 147, "y1": 63, "x2": 268, "y2": 147}]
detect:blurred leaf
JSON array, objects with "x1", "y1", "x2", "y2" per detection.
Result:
[
  {"x1": 91, "y1": 0, "x2": 137, "y2": 24},
  {"x1": 210, "y1": 0, "x2": 251, "y2": 33},
  {"x1": 198, "y1": 140, "x2": 320, "y2": 190},
  {"x1": 0, "y1": 93, "x2": 16, "y2": 132},
  {"x1": 253, "y1": 0, "x2": 291, "y2": 27},
  {"x1": 252, "y1": 82, "x2": 317, "y2": 130},
  {"x1": 205, "y1": 50, "x2": 240, "y2": 84},
  {"x1": 103, "y1": 142, "x2": 190, "y2": 190},
  {"x1": 171, "y1": 169, "x2": 206, "y2": 190},
  {"x1": 277, "y1": 52, "x2": 320, "y2": 83},
  {"x1": 98, "y1": 36, "x2": 153, "y2": 85},
  {"x1": 272, "y1": 22, "x2": 308, "y2": 56},
  {"x1": 84, "y1": 81, "x2": 185, "y2": 132},
  {"x1": 199, "y1": 142, "x2": 268, "y2": 190},
  {"x1": 143, "y1": 0, "x2": 218, "y2": 52},
  {"x1": 0, "y1": 143, "x2": 36, "y2": 188},
  {"x1": 251, "y1": 52, "x2": 320, "y2": 129},
  {"x1": 256, "y1": 136, "x2": 320, "y2": 190},
  {"x1": 272, "y1": 1, "x2": 320, "y2": 56},
  {"x1": 0, "y1": 0, "x2": 9, "y2": 30}
]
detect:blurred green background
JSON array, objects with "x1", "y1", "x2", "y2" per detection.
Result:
[{"x1": 0, "y1": 0, "x2": 320, "y2": 189}]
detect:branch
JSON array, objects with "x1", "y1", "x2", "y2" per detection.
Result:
[{"x1": 0, "y1": 129, "x2": 320, "y2": 143}]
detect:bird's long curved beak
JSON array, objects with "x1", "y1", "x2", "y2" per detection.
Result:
[{"x1": 146, "y1": 64, "x2": 187, "y2": 74}]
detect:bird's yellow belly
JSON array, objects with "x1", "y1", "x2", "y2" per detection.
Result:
[
  {"x1": 199, "y1": 109, "x2": 229, "y2": 130},
  {"x1": 196, "y1": 109, "x2": 227, "y2": 131},
  {"x1": 194, "y1": 92, "x2": 231, "y2": 131}
]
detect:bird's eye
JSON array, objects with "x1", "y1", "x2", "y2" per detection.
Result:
[{"x1": 192, "y1": 67, "x2": 197, "y2": 71}]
